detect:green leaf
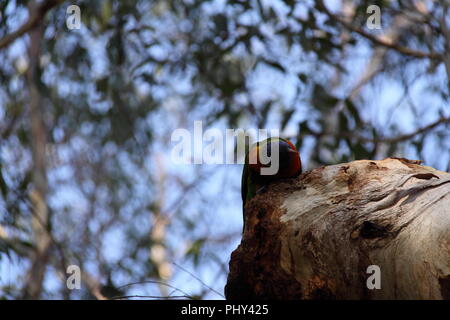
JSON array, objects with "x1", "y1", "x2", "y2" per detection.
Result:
[
  {"x1": 0, "y1": 164, "x2": 7, "y2": 197},
  {"x1": 338, "y1": 111, "x2": 349, "y2": 132},
  {"x1": 353, "y1": 142, "x2": 372, "y2": 160},
  {"x1": 185, "y1": 238, "x2": 206, "y2": 266},
  {"x1": 345, "y1": 99, "x2": 362, "y2": 127},
  {"x1": 311, "y1": 83, "x2": 339, "y2": 110},
  {"x1": 298, "y1": 120, "x2": 314, "y2": 135},
  {"x1": 297, "y1": 73, "x2": 307, "y2": 83},
  {"x1": 281, "y1": 109, "x2": 295, "y2": 130},
  {"x1": 95, "y1": 77, "x2": 109, "y2": 93}
]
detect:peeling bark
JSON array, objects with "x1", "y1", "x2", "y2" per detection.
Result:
[{"x1": 226, "y1": 158, "x2": 450, "y2": 300}]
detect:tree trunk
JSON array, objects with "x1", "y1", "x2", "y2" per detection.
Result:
[
  {"x1": 225, "y1": 158, "x2": 450, "y2": 300},
  {"x1": 22, "y1": 3, "x2": 51, "y2": 299}
]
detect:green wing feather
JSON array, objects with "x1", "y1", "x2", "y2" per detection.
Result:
[
  {"x1": 241, "y1": 159, "x2": 248, "y2": 206},
  {"x1": 241, "y1": 137, "x2": 282, "y2": 206}
]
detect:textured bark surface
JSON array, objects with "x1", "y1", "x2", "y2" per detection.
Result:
[{"x1": 225, "y1": 158, "x2": 450, "y2": 300}]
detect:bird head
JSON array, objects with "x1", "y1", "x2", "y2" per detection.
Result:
[{"x1": 247, "y1": 138, "x2": 302, "y2": 179}]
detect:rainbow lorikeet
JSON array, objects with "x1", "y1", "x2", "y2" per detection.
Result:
[{"x1": 241, "y1": 137, "x2": 302, "y2": 231}]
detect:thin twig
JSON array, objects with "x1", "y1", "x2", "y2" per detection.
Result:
[
  {"x1": 302, "y1": 116, "x2": 450, "y2": 144},
  {"x1": 172, "y1": 262, "x2": 225, "y2": 298},
  {"x1": 117, "y1": 280, "x2": 193, "y2": 298},
  {"x1": 0, "y1": 0, "x2": 64, "y2": 50},
  {"x1": 354, "y1": 116, "x2": 450, "y2": 143},
  {"x1": 316, "y1": 0, "x2": 442, "y2": 60}
]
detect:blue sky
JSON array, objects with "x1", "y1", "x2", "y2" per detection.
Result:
[{"x1": 1, "y1": 0, "x2": 449, "y2": 299}]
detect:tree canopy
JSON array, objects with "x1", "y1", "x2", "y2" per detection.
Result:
[{"x1": 0, "y1": 0, "x2": 449, "y2": 299}]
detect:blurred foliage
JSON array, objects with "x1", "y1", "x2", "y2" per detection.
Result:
[{"x1": 0, "y1": 0, "x2": 449, "y2": 299}]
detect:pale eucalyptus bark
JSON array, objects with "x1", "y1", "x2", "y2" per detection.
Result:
[{"x1": 226, "y1": 158, "x2": 450, "y2": 300}]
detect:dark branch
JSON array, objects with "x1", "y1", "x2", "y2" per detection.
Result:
[
  {"x1": 305, "y1": 116, "x2": 450, "y2": 144},
  {"x1": 356, "y1": 116, "x2": 450, "y2": 143},
  {"x1": 316, "y1": 0, "x2": 442, "y2": 60},
  {"x1": 0, "y1": 0, "x2": 64, "y2": 50}
]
